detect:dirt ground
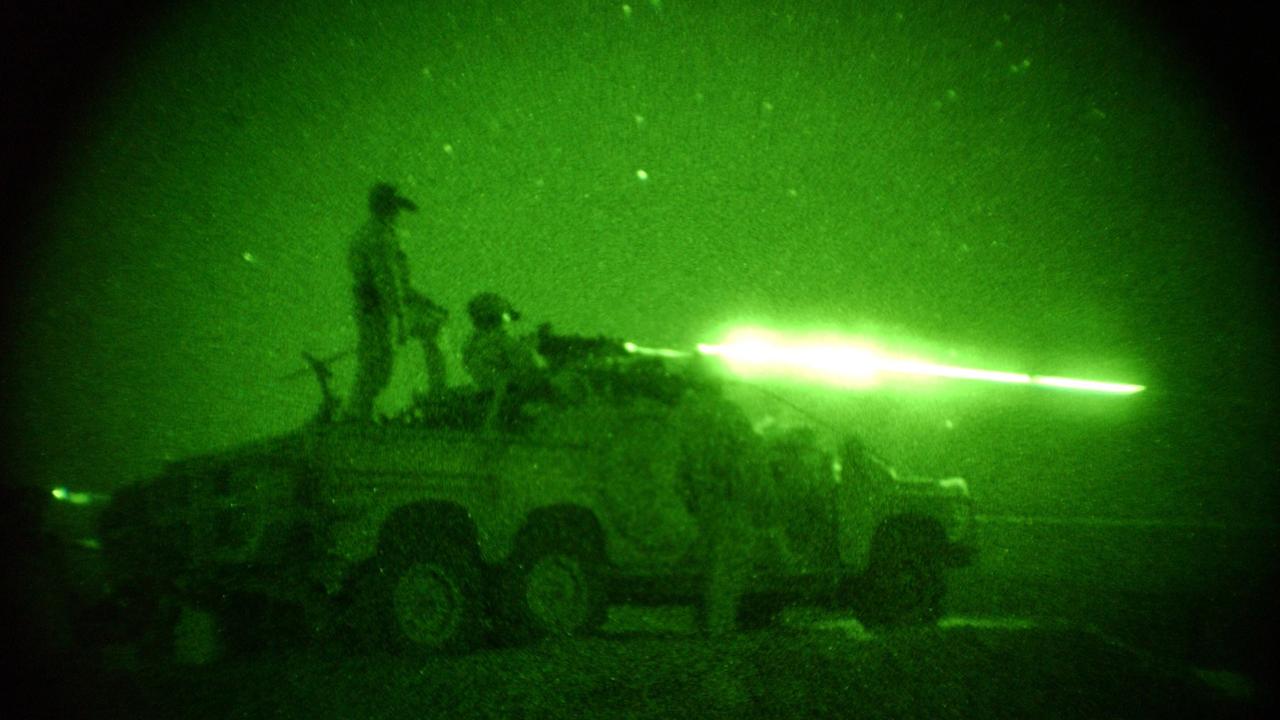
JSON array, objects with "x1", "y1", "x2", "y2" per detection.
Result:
[
  {"x1": 18, "y1": 505, "x2": 1273, "y2": 719},
  {"x1": 13, "y1": 609, "x2": 1266, "y2": 720}
]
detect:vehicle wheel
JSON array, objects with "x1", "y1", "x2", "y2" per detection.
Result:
[
  {"x1": 505, "y1": 531, "x2": 606, "y2": 640},
  {"x1": 382, "y1": 551, "x2": 482, "y2": 654}
]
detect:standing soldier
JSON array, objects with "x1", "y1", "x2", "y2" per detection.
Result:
[
  {"x1": 674, "y1": 368, "x2": 765, "y2": 638},
  {"x1": 345, "y1": 182, "x2": 418, "y2": 421}
]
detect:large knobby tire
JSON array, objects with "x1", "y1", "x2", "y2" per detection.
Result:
[
  {"x1": 381, "y1": 549, "x2": 483, "y2": 654},
  {"x1": 857, "y1": 523, "x2": 947, "y2": 628},
  {"x1": 504, "y1": 527, "x2": 606, "y2": 641}
]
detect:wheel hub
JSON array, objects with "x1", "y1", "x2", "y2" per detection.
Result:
[
  {"x1": 393, "y1": 562, "x2": 463, "y2": 647},
  {"x1": 525, "y1": 554, "x2": 590, "y2": 634}
]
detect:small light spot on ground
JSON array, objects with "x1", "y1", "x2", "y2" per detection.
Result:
[
  {"x1": 938, "y1": 616, "x2": 1038, "y2": 631},
  {"x1": 799, "y1": 614, "x2": 876, "y2": 640},
  {"x1": 1195, "y1": 669, "x2": 1255, "y2": 702}
]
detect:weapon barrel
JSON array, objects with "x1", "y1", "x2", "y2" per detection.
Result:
[
  {"x1": 536, "y1": 326, "x2": 629, "y2": 369},
  {"x1": 280, "y1": 349, "x2": 353, "y2": 380}
]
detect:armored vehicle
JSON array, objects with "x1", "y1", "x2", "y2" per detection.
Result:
[{"x1": 99, "y1": 330, "x2": 976, "y2": 658}]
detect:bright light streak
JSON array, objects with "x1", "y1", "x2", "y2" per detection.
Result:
[
  {"x1": 884, "y1": 359, "x2": 1030, "y2": 385},
  {"x1": 697, "y1": 328, "x2": 881, "y2": 387},
  {"x1": 697, "y1": 328, "x2": 1144, "y2": 395},
  {"x1": 1032, "y1": 376, "x2": 1145, "y2": 395}
]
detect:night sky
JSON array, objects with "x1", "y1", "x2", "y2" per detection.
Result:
[{"x1": 6, "y1": 0, "x2": 1277, "y2": 521}]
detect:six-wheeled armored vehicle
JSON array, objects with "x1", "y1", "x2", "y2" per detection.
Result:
[{"x1": 99, "y1": 332, "x2": 976, "y2": 659}]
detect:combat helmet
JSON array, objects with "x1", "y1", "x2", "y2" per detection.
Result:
[
  {"x1": 467, "y1": 292, "x2": 521, "y2": 330},
  {"x1": 368, "y1": 182, "x2": 419, "y2": 218}
]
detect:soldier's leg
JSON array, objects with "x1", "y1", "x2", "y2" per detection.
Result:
[
  {"x1": 704, "y1": 551, "x2": 737, "y2": 637},
  {"x1": 483, "y1": 382, "x2": 507, "y2": 432},
  {"x1": 349, "y1": 309, "x2": 393, "y2": 420},
  {"x1": 420, "y1": 329, "x2": 447, "y2": 399},
  {"x1": 703, "y1": 508, "x2": 750, "y2": 638}
]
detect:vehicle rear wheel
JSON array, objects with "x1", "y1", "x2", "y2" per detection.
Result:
[
  {"x1": 381, "y1": 550, "x2": 482, "y2": 654},
  {"x1": 505, "y1": 531, "x2": 606, "y2": 640}
]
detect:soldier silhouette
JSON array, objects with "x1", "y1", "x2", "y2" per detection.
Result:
[{"x1": 345, "y1": 182, "x2": 418, "y2": 421}]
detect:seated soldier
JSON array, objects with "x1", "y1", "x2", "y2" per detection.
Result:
[{"x1": 461, "y1": 292, "x2": 552, "y2": 429}]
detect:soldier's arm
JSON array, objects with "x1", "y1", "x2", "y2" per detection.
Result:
[
  {"x1": 392, "y1": 246, "x2": 415, "y2": 342},
  {"x1": 518, "y1": 332, "x2": 548, "y2": 371},
  {"x1": 394, "y1": 247, "x2": 412, "y2": 298},
  {"x1": 505, "y1": 334, "x2": 545, "y2": 379},
  {"x1": 371, "y1": 240, "x2": 405, "y2": 329}
]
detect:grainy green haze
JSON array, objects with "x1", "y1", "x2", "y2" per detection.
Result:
[
  {"x1": 12, "y1": 0, "x2": 1276, "y2": 519},
  {"x1": 6, "y1": 1, "x2": 1279, "y2": 716}
]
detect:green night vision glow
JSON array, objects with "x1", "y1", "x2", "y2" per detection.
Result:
[
  {"x1": 694, "y1": 328, "x2": 1145, "y2": 395},
  {"x1": 51, "y1": 486, "x2": 110, "y2": 506}
]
